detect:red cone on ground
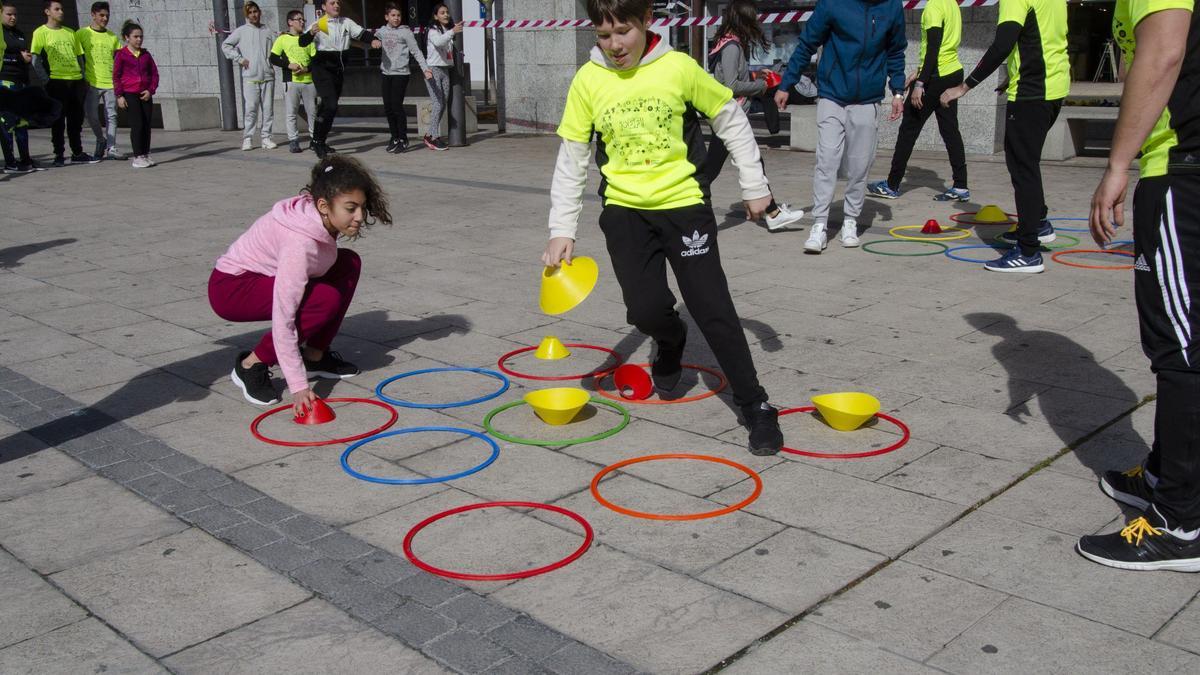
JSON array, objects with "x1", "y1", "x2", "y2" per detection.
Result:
[
  {"x1": 921, "y1": 219, "x2": 943, "y2": 234},
  {"x1": 613, "y1": 364, "x2": 653, "y2": 400},
  {"x1": 294, "y1": 397, "x2": 336, "y2": 425}
]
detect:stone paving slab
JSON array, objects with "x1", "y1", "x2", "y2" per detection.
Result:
[
  {"x1": 722, "y1": 620, "x2": 938, "y2": 674},
  {"x1": 0, "y1": 618, "x2": 164, "y2": 675},
  {"x1": 0, "y1": 550, "x2": 87, "y2": 650}
]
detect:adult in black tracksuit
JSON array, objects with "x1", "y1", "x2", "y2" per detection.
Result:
[{"x1": 299, "y1": 1, "x2": 377, "y2": 157}]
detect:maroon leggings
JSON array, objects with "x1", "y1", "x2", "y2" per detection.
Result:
[{"x1": 207, "y1": 249, "x2": 361, "y2": 367}]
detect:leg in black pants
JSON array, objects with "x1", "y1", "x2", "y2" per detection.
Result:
[
  {"x1": 310, "y1": 56, "x2": 344, "y2": 147},
  {"x1": 598, "y1": 204, "x2": 767, "y2": 408},
  {"x1": 46, "y1": 79, "x2": 86, "y2": 158},
  {"x1": 381, "y1": 74, "x2": 410, "y2": 144},
  {"x1": 886, "y1": 71, "x2": 967, "y2": 191},
  {"x1": 123, "y1": 94, "x2": 151, "y2": 156},
  {"x1": 1003, "y1": 99, "x2": 1062, "y2": 256}
]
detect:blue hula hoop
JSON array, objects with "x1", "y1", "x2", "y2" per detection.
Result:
[
  {"x1": 1047, "y1": 217, "x2": 1090, "y2": 233},
  {"x1": 375, "y1": 367, "x2": 510, "y2": 409},
  {"x1": 944, "y1": 244, "x2": 1011, "y2": 264},
  {"x1": 340, "y1": 426, "x2": 500, "y2": 485}
]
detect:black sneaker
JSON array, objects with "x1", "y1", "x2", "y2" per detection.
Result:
[
  {"x1": 651, "y1": 323, "x2": 687, "y2": 393},
  {"x1": 289, "y1": 139, "x2": 302, "y2": 153},
  {"x1": 396, "y1": 138, "x2": 409, "y2": 153},
  {"x1": 433, "y1": 137, "x2": 449, "y2": 151},
  {"x1": 231, "y1": 351, "x2": 281, "y2": 405},
  {"x1": 53, "y1": 155, "x2": 65, "y2": 167},
  {"x1": 386, "y1": 138, "x2": 401, "y2": 153},
  {"x1": 742, "y1": 402, "x2": 784, "y2": 456},
  {"x1": 1100, "y1": 465, "x2": 1154, "y2": 510},
  {"x1": 999, "y1": 219, "x2": 1056, "y2": 245},
  {"x1": 71, "y1": 152, "x2": 101, "y2": 164},
  {"x1": 312, "y1": 142, "x2": 328, "y2": 159},
  {"x1": 304, "y1": 350, "x2": 359, "y2": 379},
  {"x1": 1076, "y1": 507, "x2": 1200, "y2": 572},
  {"x1": 94, "y1": 139, "x2": 107, "y2": 159},
  {"x1": 2, "y1": 163, "x2": 19, "y2": 174},
  {"x1": 20, "y1": 160, "x2": 45, "y2": 172}
]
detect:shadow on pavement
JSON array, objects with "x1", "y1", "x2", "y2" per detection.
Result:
[{"x1": 0, "y1": 238, "x2": 77, "y2": 270}]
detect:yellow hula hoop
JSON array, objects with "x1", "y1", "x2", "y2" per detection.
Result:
[{"x1": 888, "y1": 225, "x2": 972, "y2": 242}]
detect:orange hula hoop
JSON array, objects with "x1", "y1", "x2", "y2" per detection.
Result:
[
  {"x1": 592, "y1": 363, "x2": 728, "y2": 405},
  {"x1": 590, "y1": 453, "x2": 763, "y2": 521},
  {"x1": 1051, "y1": 249, "x2": 1135, "y2": 270}
]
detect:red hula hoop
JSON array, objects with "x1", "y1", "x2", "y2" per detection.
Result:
[
  {"x1": 497, "y1": 343, "x2": 624, "y2": 381},
  {"x1": 250, "y1": 397, "x2": 399, "y2": 447},
  {"x1": 778, "y1": 406, "x2": 911, "y2": 459}
]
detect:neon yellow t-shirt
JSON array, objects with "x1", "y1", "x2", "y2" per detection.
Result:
[
  {"x1": 1114, "y1": 0, "x2": 1197, "y2": 177},
  {"x1": 76, "y1": 27, "x2": 120, "y2": 89},
  {"x1": 31, "y1": 25, "x2": 83, "y2": 81},
  {"x1": 997, "y1": 0, "x2": 1070, "y2": 101},
  {"x1": 271, "y1": 34, "x2": 316, "y2": 85},
  {"x1": 920, "y1": 0, "x2": 963, "y2": 78},
  {"x1": 557, "y1": 51, "x2": 732, "y2": 210}
]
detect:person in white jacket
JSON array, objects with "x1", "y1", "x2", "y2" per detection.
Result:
[
  {"x1": 222, "y1": 1, "x2": 277, "y2": 150},
  {"x1": 298, "y1": 0, "x2": 379, "y2": 158},
  {"x1": 422, "y1": 3, "x2": 461, "y2": 150}
]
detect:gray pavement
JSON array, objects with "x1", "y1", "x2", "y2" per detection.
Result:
[{"x1": 1, "y1": 123, "x2": 1197, "y2": 674}]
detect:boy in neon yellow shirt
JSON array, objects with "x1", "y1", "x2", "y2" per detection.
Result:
[
  {"x1": 76, "y1": 2, "x2": 122, "y2": 160},
  {"x1": 269, "y1": 10, "x2": 317, "y2": 154},
  {"x1": 542, "y1": 0, "x2": 784, "y2": 455},
  {"x1": 30, "y1": 0, "x2": 95, "y2": 165}
]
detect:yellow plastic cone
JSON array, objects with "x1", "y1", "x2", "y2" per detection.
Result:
[
  {"x1": 316, "y1": 14, "x2": 329, "y2": 33},
  {"x1": 976, "y1": 205, "x2": 1010, "y2": 223},
  {"x1": 524, "y1": 388, "x2": 590, "y2": 425},
  {"x1": 540, "y1": 256, "x2": 598, "y2": 315},
  {"x1": 534, "y1": 335, "x2": 571, "y2": 360},
  {"x1": 812, "y1": 392, "x2": 881, "y2": 432}
]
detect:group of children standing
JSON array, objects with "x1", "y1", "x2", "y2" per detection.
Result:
[
  {"x1": 221, "y1": 0, "x2": 462, "y2": 157},
  {"x1": 0, "y1": 1, "x2": 157, "y2": 171}
]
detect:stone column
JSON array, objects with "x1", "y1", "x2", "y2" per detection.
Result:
[{"x1": 500, "y1": 0, "x2": 591, "y2": 133}]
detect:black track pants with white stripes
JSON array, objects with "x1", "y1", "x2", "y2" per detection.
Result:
[
  {"x1": 598, "y1": 204, "x2": 767, "y2": 408},
  {"x1": 1134, "y1": 174, "x2": 1200, "y2": 530}
]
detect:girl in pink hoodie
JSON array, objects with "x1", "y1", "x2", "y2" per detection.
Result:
[{"x1": 208, "y1": 156, "x2": 392, "y2": 414}]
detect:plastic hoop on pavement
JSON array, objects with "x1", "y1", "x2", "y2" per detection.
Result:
[
  {"x1": 340, "y1": 426, "x2": 500, "y2": 485},
  {"x1": 861, "y1": 239, "x2": 950, "y2": 257},
  {"x1": 497, "y1": 343, "x2": 623, "y2": 381},
  {"x1": 593, "y1": 363, "x2": 727, "y2": 404},
  {"x1": 590, "y1": 453, "x2": 763, "y2": 520},
  {"x1": 375, "y1": 367, "x2": 510, "y2": 409},
  {"x1": 888, "y1": 225, "x2": 971, "y2": 242},
  {"x1": 250, "y1": 398, "x2": 398, "y2": 447},
  {"x1": 778, "y1": 406, "x2": 911, "y2": 459},
  {"x1": 943, "y1": 244, "x2": 1011, "y2": 264},
  {"x1": 483, "y1": 397, "x2": 630, "y2": 447},
  {"x1": 1051, "y1": 249, "x2": 1136, "y2": 270}
]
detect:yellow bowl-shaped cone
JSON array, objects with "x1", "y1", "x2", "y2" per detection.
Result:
[
  {"x1": 540, "y1": 256, "x2": 599, "y2": 315},
  {"x1": 812, "y1": 392, "x2": 881, "y2": 432},
  {"x1": 316, "y1": 14, "x2": 329, "y2": 33},
  {"x1": 976, "y1": 205, "x2": 1010, "y2": 223},
  {"x1": 534, "y1": 335, "x2": 571, "y2": 360},
  {"x1": 524, "y1": 387, "x2": 590, "y2": 425}
]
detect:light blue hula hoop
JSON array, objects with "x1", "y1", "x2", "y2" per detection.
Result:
[
  {"x1": 375, "y1": 367, "x2": 510, "y2": 409},
  {"x1": 943, "y1": 244, "x2": 1011, "y2": 264},
  {"x1": 340, "y1": 426, "x2": 500, "y2": 485},
  {"x1": 1047, "y1": 217, "x2": 1090, "y2": 233}
]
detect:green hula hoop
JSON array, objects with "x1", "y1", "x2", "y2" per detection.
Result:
[
  {"x1": 860, "y1": 239, "x2": 950, "y2": 257},
  {"x1": 992, "y1": 232, "x2": 1081, "y2": 250},
  {"x1": 483, "y1": 397, "x2": 630, "y2": 447}
]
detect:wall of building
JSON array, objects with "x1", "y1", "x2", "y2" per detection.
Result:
[{"x1": 500, "y1": 0, "x2": 591, "y2": 132}]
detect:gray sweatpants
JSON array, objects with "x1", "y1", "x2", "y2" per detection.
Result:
[
  {"x1": 85, "y1": 86, "x2": 118, "y2": 151},
  {"x1": 241, "y1": 79, "x2": 275, "y2": 142},
  {"x1": 811, "y1": 98, "x2": 879, "y2": 224},
  {"x1": 283, "y1": 81, "x2": 316, "y2": 142}
]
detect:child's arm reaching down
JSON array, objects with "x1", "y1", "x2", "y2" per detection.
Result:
[
  {"x1": 543, "y1": 138, "x2": 591, "y2": 267},
  {"x1": 709, "y1": 99, "x2": 772, "y2": 218}
]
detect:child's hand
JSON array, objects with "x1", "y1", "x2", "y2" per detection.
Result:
[
  {"x1": 423, "y1": 69, "x2": 432, "y2": 79},
  {"x1": 542, "y1": 237, "x2": 574, "y2": 267},
  {"x1": 139, "y1": 90, "x2": 151, "y2": 101},
  {"x1": 773, "y1": 89, "x2": 789, "y2": 111},
  {"x1": 288, "y1": 62, "x2": 302, "y2": 72},
  {"x1": 370, "y1": 39, "x2": 382, "y2": 49},
  {"x1": 292, "y1": 389, "x2": 318, "y2": 417},
  {"x1": 744, "y1": 195, "x2": 772, "y2": 221},
  {"x1": 240, "y1": 58, "x2": 250, "y2": 69},
  {"x1": 117, "y1": 96, "x2": 128, "y2": 109},
  {"x1": 453, "y1": 22, "x2": 464, "y2": 34}
]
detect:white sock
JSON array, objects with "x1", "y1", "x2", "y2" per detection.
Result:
[{"x1": 1152, "y1": 505, "x2": 1200, "y2": 540}]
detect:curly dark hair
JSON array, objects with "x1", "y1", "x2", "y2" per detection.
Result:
[
  {"x1": 714, "y1": 0, "x2": 768, "y2": 60},
  {"x1": 303, "y1": 156, "x2": 392, "y2": 236}
]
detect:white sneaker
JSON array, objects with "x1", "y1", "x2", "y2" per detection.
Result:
[
  {"x1": 765, "y1": 203, "x2": 805, "y2": 231},
  {"x1": 242, "y1": 138, "x2": 253, "y2": 151},
  {"x1": 130, "y1": 155, "x2": 151, "y2": 169},
  {"x1": 840, "y1": 220, "x2": 860, "y2": 247},
  {"x1": 144, "y1": 154, "x2": 157, "y2": 166},
  {"x1": 804, "y1": 224, "x2": 828, "y2": 253},
  {"x1": 261, "y1": 138, "x2": 277, "y2": 150}
]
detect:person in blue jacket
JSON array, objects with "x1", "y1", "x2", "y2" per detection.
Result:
[{"x1": 774, "y1": 0, "x2": 906, "y2": 254}]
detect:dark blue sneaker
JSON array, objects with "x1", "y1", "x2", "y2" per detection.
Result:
[
  {"x1": 933, "y1": 187, "x2": 970, "y2": 202},
  {"x1": 1000, "y1": 219, "x2": 1056, "y2": 245},
  {"x1": 867, "y1": 180, "x2": 900, "y2": 199},
  {"x1": 985, "y1": 248, "x2": 1045, "y2": 274}
]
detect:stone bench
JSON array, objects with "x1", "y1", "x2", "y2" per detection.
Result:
[
  {"x1": 114, "y1": 96, "x2": 221, "y2": 131},
  {"x1": 786, "y1": 104, "x2": 818, "y2": 152},
  {"x1": 1042, "y1": 105, "x2": 1119, "y2": 161}
]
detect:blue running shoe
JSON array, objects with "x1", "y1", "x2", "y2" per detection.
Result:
[
  {"x1": 985, "y1": 248, "x2": 1045, "y2": 274},
  {"x1": 867, "y1": 180, "x2": 900, "y2": 199},
  {"x1": 1000, "y1": 219, "x2": 1056, "y2": 245},
  {"x1": 933, "y1": 187, "x2": 970, "y2": 202}
]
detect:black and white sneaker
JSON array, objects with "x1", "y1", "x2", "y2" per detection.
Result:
[
  {"x1": 984, "y1": 248, "x2": 1045, "y2": 274},
  {"x1": 304, "y1": 350, "x2": 360, "y2": 379},
  {"x1": 289, "y1": 139, "x2": 303, "y2": 153},
  {"x1": 71, "y1": 152, "x2": 101, "y2": 165},
  {"x1": 1000, "y1": 219, "x2": 1056, "y2": 245},
  {"x1": 386, "y1": 138, "x2": 400, "y2": 153},
  {"x1": 1100, "y1": 464, "x2": 1155, "y2": 510},
  {"x1": 742, "y1": 402, "x2": 783, "y2": 456},
  {"x1": 231, "y1": 351, "x2": 281, "y2": 405},
  {"x1": 1076, "y1": 506, "x2": 1200, "y2": 572},
  {"x1": 651, "y1": 323, "x2": 687, "y2": 393}
]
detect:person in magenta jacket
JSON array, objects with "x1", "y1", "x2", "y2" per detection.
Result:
[
  {"x1": 112, "y1": 20, "x2": 157, "y2": 168},
  {"x1": 208, "y1": 156, "x2": 392, "y2": 414}
]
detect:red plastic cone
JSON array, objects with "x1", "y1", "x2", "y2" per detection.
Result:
[
  {"x1": 613, "y1": 364, "x2": 653, "y2": 400},
  {"x1": 921, "y1": 219, "x2": 942, "y2": 234},
  {"x1": 294, "y1": 397, "x2": 336, "y2": 425}
]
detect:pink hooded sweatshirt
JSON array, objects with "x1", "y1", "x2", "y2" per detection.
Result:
[{"x1": 215, "y1": 195, "x2": 337, "y2": 394}]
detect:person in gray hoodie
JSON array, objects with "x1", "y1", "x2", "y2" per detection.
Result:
[
  {"x1": 377, "y1": 2, "x2": 431, "y2": 153},
  {"x1": 222, "y1": 1, "x2": 277, "y2": 150}
]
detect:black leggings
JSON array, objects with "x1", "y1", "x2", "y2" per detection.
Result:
[
  {"x1": 309, "y1": 54, "x2": 345, "y2": 145},
  {"x1": 381, "y1": 73, "x2": 410, "y2": 142},
  {"x1": 1004, "y1": 98, "x2": 1062, "y2": 255},
  {"x1": 122, "y1": 94, "x2": 152, "y2": 156},
  {"x1": 886, "y1": 70, "x2": 968, "y2": 191}
]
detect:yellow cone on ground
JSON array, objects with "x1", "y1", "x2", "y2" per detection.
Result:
[
  {"x1": 534, "y1": 335, "x2": 571, "y2": 360},
  {"x1": 812, "y1": 392, "x2": 881, "y2": 432},
  {"x1": 524, "y1": 388, "x2": 590, "y2": 425},
  {"x1": 540, "y1": 256, "x2": 598, "y2": 315},
  {"x1": 976, "y1": 205, "x2": 1009, "y2": 223},
  {"x1": 316, "y1": 14, "x2": 329, "y2": 33}
]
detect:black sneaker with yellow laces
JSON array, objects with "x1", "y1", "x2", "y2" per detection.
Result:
[
  {"x1": 1099, "y1": 464, "x2": 1155, "y2": 510},
  {"x1": 1076, "y1": 506, "x2": 1200, "y2": 572},
  {"x1": 303, "y1": 350, "x2": 360, "y2": 379}
]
